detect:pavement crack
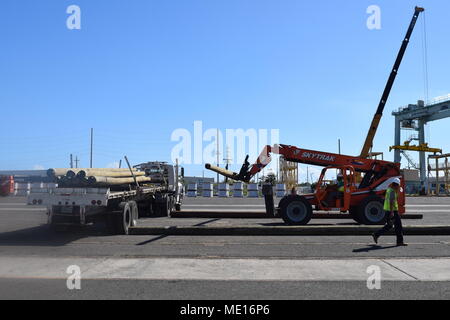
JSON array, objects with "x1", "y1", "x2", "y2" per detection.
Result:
[{"x1": 380, "y1": 259, "x2": 420, "y2": 281}]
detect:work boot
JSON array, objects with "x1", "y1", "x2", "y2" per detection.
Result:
[
  {"x1": 372, "y1": 233, "x2": 379, "y2": 244},
  {"x1": 397, "y1": 243, "x2": 408, "y2": 247}
]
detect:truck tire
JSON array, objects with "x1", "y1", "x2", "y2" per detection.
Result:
[
  {"x1": 357, "y1": 196, "x2": 386, "y2": 225},
  {"x1": 159, "y1": 198, "x2": 170, "y2": 217},
  {"x1": 279, "y1": 195, "x2": 313, "y2": 225},
  {"x1": 129, "y1": 201, "x2": 138, "y2": 227},
  {"x1": 116, "y1": 202, "x2": 132, "y2": 235}
]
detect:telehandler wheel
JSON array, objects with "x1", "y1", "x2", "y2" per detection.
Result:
[
  {"x1": 279, "y1": 195, "x2": 313, "y2": 225},
  {"x1": 357, "y1": 196, "x2": 386, "y2": 225}
]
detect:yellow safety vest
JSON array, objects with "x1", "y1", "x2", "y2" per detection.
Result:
[{"x1": 384, "y1": 187, "x2": 398, "y2": 211}]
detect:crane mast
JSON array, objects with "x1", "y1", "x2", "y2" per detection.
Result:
[{"x1": 360, "y1": 6, "x2": 424, "y2": 158}]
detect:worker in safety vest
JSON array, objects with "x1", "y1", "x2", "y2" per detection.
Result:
[
  {"x1": 322, "y1": 173, "x2": 345, "y2": 207},
  {"x1": 336, "y1": 173, "x2": 344, "y2": 193},
  {"x1": 372, "y1": 178, "x2": 407, "y2": 246}
]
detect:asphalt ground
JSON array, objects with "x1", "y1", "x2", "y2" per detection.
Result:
[{"x1": 0, "y1": 196, "x2": 449, "y2": 299}]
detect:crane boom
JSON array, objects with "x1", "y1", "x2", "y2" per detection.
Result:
[
  {"x1": 206, "y1": 144, "x2": 400, "y2": 183},
  {"x1": 360, "y1": 6, "x2": 424, "y2": 158}
]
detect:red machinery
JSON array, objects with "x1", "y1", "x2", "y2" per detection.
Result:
[
  {"x1": 0, "y1": 175, "x2": 14, "y2": 197},
  {"x1": 206, "y1": 145, "x2": 405, "y2": 225}
]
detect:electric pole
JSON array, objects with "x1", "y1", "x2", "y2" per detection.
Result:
[
  {"x1": 306, "y1": 166, "x2": 309, "y2": 184},
  {"x1": 216, "y1": 128, "x2": 220, "y2": 184},
  {"x1": 90, "y1": 128, "x2": 93, "y2": 168},
  {"x1": 223, "y1": 145, "x2": 232, "y2": 169}
]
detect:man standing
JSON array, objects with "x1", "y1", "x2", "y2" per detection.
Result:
[{"x1": 372, "y1": 178, "x2": 407, "y2": 246}]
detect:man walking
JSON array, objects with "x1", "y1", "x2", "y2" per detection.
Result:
[{"x1": 372, "y1": 178, "x2": 407, "y2": 246}]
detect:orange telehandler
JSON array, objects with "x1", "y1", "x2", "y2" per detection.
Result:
[
  {"x1": 207, "y1": 145, "x2": 405, "y2": 225},
  {"x1": 206, "y1": 7, "x2": 424, "y2": 225}
]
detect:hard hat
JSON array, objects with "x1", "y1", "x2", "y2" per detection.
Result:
[{"x1": 392, "y1": 178, "x2": 401, "y2": 185}]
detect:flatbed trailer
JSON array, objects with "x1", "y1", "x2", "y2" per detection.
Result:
[{"x1": 28, "y1": 162, "x2": 183, "y2": 234}]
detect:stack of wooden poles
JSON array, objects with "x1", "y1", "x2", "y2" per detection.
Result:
[{"x1": 47, "y1": 168, "x2": 151, "y2": 187}]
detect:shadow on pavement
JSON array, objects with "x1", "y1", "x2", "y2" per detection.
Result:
[
  {"x1": 0, "y1": 223, "x2": 111, "y2": 247},
  {"x1": 260, "y1": 222, "x2": 360, "y2": 227},
  {"x1": 352, "y1": 244, "x2": 398, "y2": 253}
]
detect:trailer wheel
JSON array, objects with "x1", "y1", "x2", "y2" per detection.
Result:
[
  {"x1": 279, "y1": 195, "x2": 313, "y2": 225},
  {"x1": 129, "y1": 201, "x2": 138, "y2": 227},
  {"x1": 357, "y1": 196, "x2": 386, "y2": 225},
  {"x1": 116, "y1": 202, "x2": 132, "y2": 235},
  {"x1": 159, "y1": 198, "x2": 170, "y2": 217}
]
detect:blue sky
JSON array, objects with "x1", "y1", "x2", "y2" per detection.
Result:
[{"x1": 1, "y1": 0, "x2": 449, "y2": 180}]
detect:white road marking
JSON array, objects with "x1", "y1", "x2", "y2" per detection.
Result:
[
  {"x1": 182, "y1": 210, "x2": 263, "y2": 213},
  {"x1": 406, "y1": 205, "x2": 450, "y2": 207},
  {"x1": 2, "y1": 207, "x2": 450, "y2": 213},
  {"x1": 0, "y1": 208, "x2": 45, "y2": 211},
  {"x1": 0, "y1": 256, "x2": 449, "y2": 281},
  {"x1": 407, "y1": 210, "x2": 450, "y2": 213},
  {"x1": 183, "y1": 205, "x2": 265, "y2": 207},
  {"x1": 185, "y1": 204, "x2": 450, "y2": 208}
]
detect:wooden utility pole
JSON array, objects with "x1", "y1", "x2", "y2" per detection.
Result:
[{"x1": 90, "y1": 128, "x2": 93, "y2": 168}]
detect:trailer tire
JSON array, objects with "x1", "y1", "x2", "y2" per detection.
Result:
[
  {"x1": 279, "y1": 195, "x2": 313, "y2": 225},
  {"x1": 159, "y1": 198, "x2": 170, "y2": 217},
  {"x1": 129, "y1": 201, "x2": 138, "y2": 227},
  {"x1": 116, "y1": 202, "x2": 132, "y2": 235},
  {"x1": 357, "y1": 196, "x2": 386, "y2": 225}
]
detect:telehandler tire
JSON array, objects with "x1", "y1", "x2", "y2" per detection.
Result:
[
  {"x1": 357, "y1": 196, "x2": 386, "y2": 225},
  {"x1": 279, "y1": 195, "x2": 313, "y2": 225}
]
